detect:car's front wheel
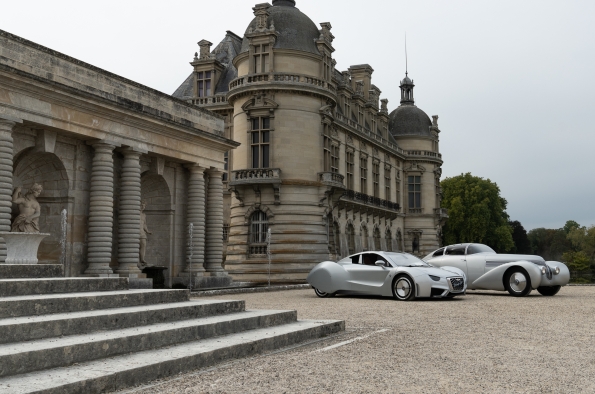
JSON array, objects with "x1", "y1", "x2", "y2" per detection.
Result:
[
  {"x1": 504, "y1": 268, "x2": 532, "y2": 297},
  {"x1": 392, "y1": 275, "x2": 415, "y2": 301},
  {"x1": 314, "y1": 288, "x2": 335, "y2": 298},
  {"x1": 537, "y1": 285, "x2": 561, "y2": 296}
]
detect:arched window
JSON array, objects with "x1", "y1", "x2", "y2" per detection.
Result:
[
  {"x1": 346, "y1": 223, "x2": 355, "y2": 255},
  {"x1": 249, "y1": 210, "x2": 268, "y2": 255},
  {"x1": 386, "y1": 230, "x2": 392, "y2": 252},
  {"x1": 361, "y1": 226, "x2": 369, "y2": 251},
  {"x1": 373, "y1": 228, "x2": 381, "y2": 250}
]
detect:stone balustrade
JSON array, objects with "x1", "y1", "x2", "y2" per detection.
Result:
[
  {"x1": 318, "y1": 172, "x2": 345, "y2": 189},
  {"x1": 229, "y1": 72, "x2": 336, "y2": 94},
  {"x1": 342, "y1": 189, "x2": 400, "y2": 212},
  {"x1": 229, "y1": 168, "x2": 281, "y2": 186},
  {"x1": 407, "y1": 150, "x2": 443, "y2": 159}
]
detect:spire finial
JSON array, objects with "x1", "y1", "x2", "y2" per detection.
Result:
[{"x1": 405, "y1": 32, "x2": 408, "y2": 76}]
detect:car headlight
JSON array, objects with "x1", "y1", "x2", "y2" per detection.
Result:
[
  {"x1": 541, "y1": 266, "x2": 547, "y2": 275},
  {"x1": 429, "y1": 275, "x2": 441, "y2": 282},
  {"x1": 554, "y1": 266, "x2": 560, "y2": 275}
]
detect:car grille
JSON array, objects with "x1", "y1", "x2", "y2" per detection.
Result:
[{"x1": 449, "y1": 277, "x2": 465, "y2": 291}]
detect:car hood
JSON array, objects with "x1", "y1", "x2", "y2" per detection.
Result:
[{"x1": 405, "y1": 266, "x2": 463, "y2": 278}]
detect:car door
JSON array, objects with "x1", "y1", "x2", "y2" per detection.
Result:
[
  {"x1": 442, "y1": 245, "x2": 468, "y2": 276},
  {"x1": 344, "y1": 253, "x2": 391, "y2": 293}
]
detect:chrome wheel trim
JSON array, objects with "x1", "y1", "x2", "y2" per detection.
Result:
[
  {"x1": 394, "y1": 277, "x2": 412, "y2": 299},
  {"x1": 509, "y1": 272, "x2": 528, "y2": 293}
]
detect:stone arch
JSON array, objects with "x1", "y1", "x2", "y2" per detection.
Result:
[
  {"x1": 141, "y1": 172, "x2": 172, "y2": 266},
  {"x1": 13, "y1": 149, "x2": 70, "y2": 264},
  {"x1": 244, "y1": 203, "x2": 275, "y2": 224}
]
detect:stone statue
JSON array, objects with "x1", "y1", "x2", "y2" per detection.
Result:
[
  {"x1": 139, "y1": 201, "x2": 152, "y2": 268},
  {"x1": 11, "y1": 184, "x2": 43, "y2": 233}
]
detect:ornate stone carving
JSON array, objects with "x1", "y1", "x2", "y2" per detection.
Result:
[
  {"x1": 197, "y1": 40, "x2": 213, "y2": 60},
  {"x1": 355, "y1": 81, "x2": 364, "y2": 95},
  {"x1": 381, "y1": 99, "x2": 389, "y2": 114},
  {"x1": 253, "y1": 3, "x2": 271, "y2": 32},
  {"x1": 319, "y1": 22, "x2": 334, "y2": 44},
  {"x1": 404, "y1": 162, "x2": 426, "y2": 173},
  {"x1": 11, "y1": 184, "x2": 42, "y2": 233}
]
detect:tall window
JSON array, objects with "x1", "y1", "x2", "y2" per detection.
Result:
[
  {"x1": 249, "y1": 210, "x2": 268, "y2": 255},
  {"x1": 373, "y1": 228, "x2": 381, "y2": 250},
  {"x1": 324, "y1": 134, "x2": 331, "y2": 172},
  {"x1": 323, "y1": 54, "x2": 332, "y2": 81},
  {"x1": 328, "y1": 221, "x2": 340, "y2": 256},
  {"x1": 361, "y1": 226, "x2": 369, "y2": 251},
  {"x1": 343, "y1": 96, "x2": 351, "y2": 118},
  {"x1": 331, "y1": 145, "x2": 339, "y2": 173},
  {"x1": 386, "y1": 230, "x2": 393, "y2": 252},
  {"x1": 346, "y1": 223, "x2": 355, "y2": 255},
  {"x1": 372, "y1": 161, "x2": 380, "y2": 198},
  {"x1": 385, "y1": 167, "x2": 391, "y2": 201},
  {"x1": 408, "y1": 175, "x2": 422, "y2": 210},
  {"x1": 371, "y1": 117, "x2": 377, "y2": 135},
  {"x1": 251, "y1": 117, "x2": 270, "y2": 168},
  {"x1": 358, "y1": 106, "x2": 364, "y2": 125},
  {"x1": 253, "y1": 44, "x2": 270, "y2": 73},
  {"x1": 360, "y1": 156, "x2": 368, "y2": 194},
  {"x1": 197, "y1": 71, "x2": 212, "y2": 97},
  {"x1": 346, "y1": 150, "x2": 354, "y2": 189}
]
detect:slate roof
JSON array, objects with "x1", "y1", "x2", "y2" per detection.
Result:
[
  {"x1": 172, "y1": 31, "x2": 242, "y2": 100},
  {"x1": 240, "y1": 2, "x2": 321, "y2": 56},
  {"x1": 388, "y1": 104, "x2": 433, "y2": 137}
]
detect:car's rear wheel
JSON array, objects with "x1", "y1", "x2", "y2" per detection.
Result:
[
  {"x1": 314, "y1": 288, "x2": 335, "y2": 298},
  {"x1": 537, "y1": 285, "x2": 561, "y2": 296},
  {"x1": 392, "y1": 275, "x2": 415, "y2": 301},
  {"x1": 504, "y1": 268, "x2": 532, "y2": 297}
]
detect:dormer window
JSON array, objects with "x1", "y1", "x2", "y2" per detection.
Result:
[
  {"x1": 197, "y1": 71, "x2": 212, "y2": 97},
  {"x1": 253, "y1": 44, "x2": 270, "y2": 73}
]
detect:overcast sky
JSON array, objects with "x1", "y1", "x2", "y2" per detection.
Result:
[{"x1": 1, "y1": 0, "x2": 594, "y2": 230}]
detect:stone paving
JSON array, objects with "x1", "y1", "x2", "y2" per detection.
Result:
[{"x1": 119, "y1": 286, "x2": 595, "y2": 393}]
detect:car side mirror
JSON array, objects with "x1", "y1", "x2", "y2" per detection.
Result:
[{"x1": 375, "y1": 261, "x2": 386, "y2": 267}]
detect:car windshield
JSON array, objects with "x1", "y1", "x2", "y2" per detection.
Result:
[{"x1": 384, "y1": 253, "x2": 430, "y2": 267}]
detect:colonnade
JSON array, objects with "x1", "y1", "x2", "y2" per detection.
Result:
[{"x1": 0, "y1": 119, "x2": 226, "y2": 278}]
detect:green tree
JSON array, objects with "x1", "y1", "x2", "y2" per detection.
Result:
[
  {"x1": 561, "y1": 250, "x2": 591, "y2": 272},
  {"x1": 567, "y1": 225, "x2": 595, "y2": 262},
  {"x1": 509, "y1": 220, "x2": 531, "y2": 254},
  {"x1": 441, "y1": 173, "x2": 514, "y2": 252},
  {"x1": 527, "y1": 227, "x2": 571, "y2": 261}
]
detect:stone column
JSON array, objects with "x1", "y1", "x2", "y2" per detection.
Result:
[
  {"x1": 84, "y1": 142, "x2": 116, "y2": 275},
  {"x1": 183, "y1": 165, "x2": 206, "y2": 278},
  {"x1": 0, "y1": 120, "x2": 15, "y2": 263},
  {"x1": 205, "y1": 169, "x2": 226, "y2": 275},
  {"x1": 116, "y1": 148, "x2": 143, "y2": 277}
]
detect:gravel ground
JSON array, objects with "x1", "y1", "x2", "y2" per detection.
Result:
[{"x1": 121, "y1": 287, "x2": 595, "y2": 394}]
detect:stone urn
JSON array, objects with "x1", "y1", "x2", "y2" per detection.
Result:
[{"x1": 0, "y1": 232, "x2": 49, "y2": 264}]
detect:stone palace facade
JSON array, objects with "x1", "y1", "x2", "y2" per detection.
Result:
[
  {"x1": 0, "y1": 30, "x2": 239, "y2": 287},
  {"x1": 173, "y1": 0, "x2": 448, "y2": 283}
]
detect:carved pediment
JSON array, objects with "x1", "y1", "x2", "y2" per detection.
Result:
[
  {"x1": 404, "y1": 162, "x2": 426, "y2": 173},
  {"x1": 242, "y1": 94, "x2": 279, "y2": 116}
]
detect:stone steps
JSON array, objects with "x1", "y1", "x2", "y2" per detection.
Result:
[
  {"x1": 0, "y1": 268, "x2": 344, "y2": 393},
  {"x1": 0, "y1": 320, "x2": 343, "y2": 394},
  {"x1": 0, "y1": 289, "x2": 189, "y2": 318},
  {"x1": 0, "y1": 277, "x2": 128, "y2": 297},
  {"x1": 0, "y1": 308, "x2": 299, "y2": 377},
  {"x1": 0, "y1": 299, "x2": 245, "y2": 344}
]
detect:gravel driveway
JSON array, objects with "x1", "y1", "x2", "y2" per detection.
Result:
[{"x1": 121, "y1": 286, "x2": 595, "y2": 394}]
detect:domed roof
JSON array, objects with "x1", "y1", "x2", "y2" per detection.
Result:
[
  {"x1": 240, "y1": 1, "x2": 321, "y2": 56},
  {"x1": 388, "y1": 105, "x2": 432, "y2": 137}
]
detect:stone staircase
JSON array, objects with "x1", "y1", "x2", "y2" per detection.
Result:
[{"x1": 0, "y1": 265, "x2": 344, "y2": 393}]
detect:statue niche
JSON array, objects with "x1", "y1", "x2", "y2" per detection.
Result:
[
  {"x1": 11, "y1": 184, "x2": 43, "y2": 233},
  {"x1": 138, "y1": 200, "x2": 152, "y2": 268},
  {"x1": 0, "y1": 183, "x2": 49, "y2": 264}
]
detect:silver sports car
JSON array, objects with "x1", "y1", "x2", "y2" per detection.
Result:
[
  {"x1": 307, "y1": 251, "x2": 467, "y2": 301},
  {"x1": 423, "y1": 243, "x2": 570, "y2": 297}
]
